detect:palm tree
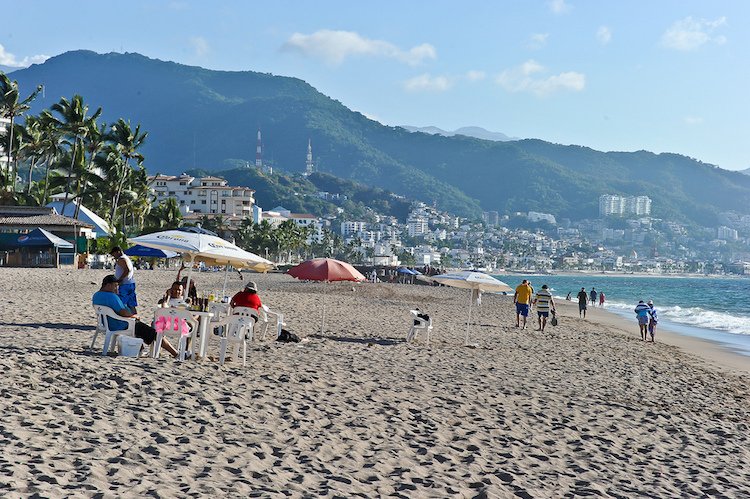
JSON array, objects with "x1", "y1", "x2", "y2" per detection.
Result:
[
  {"x1": 144, "y1": 197, "x2": 182, "y2": 232},
  {"x1": 107, "y1": 119, "x2": 147, "y2": 224},
  {"x1": 50, "y1": 95, "x2": 102, "y2": 212},
  {"x1": 36, "y1": 110, "x2": 64, "y2": 205},
  {"x1": 0, "y1": 73, "x2": 42, "y2": 191}
]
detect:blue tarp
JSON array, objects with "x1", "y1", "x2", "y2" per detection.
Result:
[
  {"x1": 15, "y1": 228, "x2": 74, "y2": 248},
  {"x1": 124, "y1": 244, "x2": 178, "y2": 258}
]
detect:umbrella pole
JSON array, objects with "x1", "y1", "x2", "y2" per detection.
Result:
[
  {"x1": 222, "y1": 264, "x2": 230, "y2": 298},
  {"x1": 185, "y1": 255, "x2": 195, "y2": 302},
  {"x1": 465, "y1": 290, "x2": 473, "y2": 345},
  {"x1": 321, "y1": 281, "x2": 327, "y2": 334}
]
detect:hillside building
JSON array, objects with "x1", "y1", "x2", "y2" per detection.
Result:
[
  {"x1": 599, "y1": 195, "x2": 651, "y2": 217},
  {"x1": 149, "y1": 174, "x2": 255, "y2": 218}
]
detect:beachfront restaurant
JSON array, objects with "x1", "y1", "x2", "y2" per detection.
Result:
[{"x1": 0, "y1": 206, "x2": 94, "y2": 268}]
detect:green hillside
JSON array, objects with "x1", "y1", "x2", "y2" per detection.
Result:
[{"x1": 11, "y1": 50, "x2": 750, "y2": 224}]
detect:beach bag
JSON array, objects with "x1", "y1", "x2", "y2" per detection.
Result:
[
  {"x1": 550, "y1": 311, "x2": 558, "y2": 326},
  {"x1": 277, "y1": 328, "x2": 300, "y2": 343}
]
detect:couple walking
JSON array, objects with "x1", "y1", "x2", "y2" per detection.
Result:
[
  {"x1": 513, "y1": 280, "x2": 556, "y2": 332},
  {"x1": 635, "y1": 300, "x2": 658, "y2": 341}
]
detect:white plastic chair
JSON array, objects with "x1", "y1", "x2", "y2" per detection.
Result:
[
  {"x1": 406, "y1": 309, "x2": 433, "y2": 345},
  {"x1": 258, "y1": 304, "x2": 285, "y2": 340},
  {"x1": 153, "y1": 308, "x2": 197, "y2": 361},
  {"x1": 92, "y1": 305, "x2": 137, "y2": 356},
  {"x1": 219, "y1": 315, "x2": 256, "y2": 367}
]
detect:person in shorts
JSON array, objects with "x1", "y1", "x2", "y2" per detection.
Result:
[
  {"x1": 513, "y1": 279, "x2": 533, "y2": 329},
  {"x1": 647, "y1": 300, "x2": 658, "y2": 342},
  {"x1": 634, "y1": 300, "x2": 651, "y2": 341},
  {"x1": 533, "y1": 284, "x2": 556, "y2": 332},
  {"x1": 577, "y1": 288, "x2": 588, "y2": 318}
]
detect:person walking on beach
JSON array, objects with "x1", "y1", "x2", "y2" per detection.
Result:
[
  {"x1": 635, "y1": 300, "x2": 651, "y2": 341},
  {"x1": 599, "y1": 291, "x2": 606, "y2": 307},
  {"x1": 589, "y1": 288, "x2": 598, "y2": 306},
  {"x1": 647, "y1": 300, "x2": 658, "y2": 342},
  {"x1": 110, "y1": 246, "x2": 138, "y2": 314},
  {"x1": 577, "y1": 288, "x2": 588, "y2": 318},
  {"x1": 513, "y1": 279, "x2": 533, "y2": 329},
  {"x1": 533, "y1": 284, "x2": 555, "y2": 332}
]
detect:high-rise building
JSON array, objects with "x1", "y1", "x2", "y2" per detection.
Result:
[
  {"x1": 599, "y1": 194, "x2": 651, "y2": 216},
  {"x1": 255, "y1": 129, "x2": 262, "y2": 169}
]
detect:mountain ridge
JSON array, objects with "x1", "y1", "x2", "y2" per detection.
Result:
[{"x1": 8, "y1": 50, "x2": 750, "y2": 225}]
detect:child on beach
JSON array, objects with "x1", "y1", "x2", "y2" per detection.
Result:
[{"x1": 634, "y1": 300, "x2": 651, "y2": 341}]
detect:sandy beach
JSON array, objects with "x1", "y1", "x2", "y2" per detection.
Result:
[{"x1": 0, "y1": 267, "x2": 748, "y2": 497}]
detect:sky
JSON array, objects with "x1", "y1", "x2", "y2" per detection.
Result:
[{"x1": 3, "y1": 0, "x2": 750, "y2": 171}]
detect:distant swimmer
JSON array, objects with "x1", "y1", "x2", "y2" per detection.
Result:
[{"x1": 599, "y1": 291, "x2": 606, "y2": 307}]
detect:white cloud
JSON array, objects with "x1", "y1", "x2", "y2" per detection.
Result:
[
  {"x1": 684, "y1": 116, "x2": 703, "y2": 125},
  {"x1": 189, "y1": 36, "x2": 209, "y2": 57},
  {"x1": 495, "y1": 59, "x2": 585, "y2": 97},
  {"x1": 404, "y1": 73, "x2": 452, "y2": 92},
  {"x1": 527, "y1": 33, "x2": 550, "y2": 49},
  {"x1": 0, "y1": 44, "x2": 48, "y2": 68},
  {"x1": 282, "y1": 30, "x2": 436, "y2": 66},
  {"x1": 465, "y1": 70, "x2": 486, "y2": 81},
  {"x1": 548, "y1": 0, "x2": 570, "y2": 14},
  {"x1": 661, "y1": 16, "x2": 727, "y2": 51},
  {"x1": 597, "y1": 26, "x2": 612, "y2": 45}
]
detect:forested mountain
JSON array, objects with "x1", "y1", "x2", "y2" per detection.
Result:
[{"x1": 10, "y1": 50, "x2": 750, "y2": 225}]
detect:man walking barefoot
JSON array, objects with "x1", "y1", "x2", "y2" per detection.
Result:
[
  {"x1": 577, "y1": 287, "x2": 588, "y2": 318},
  {"x1": 533, "y1": 284, "x2": 555, "y2": 332},
  {"x1": 513, "y1": 279, "x2": 533, "y2": 329}
]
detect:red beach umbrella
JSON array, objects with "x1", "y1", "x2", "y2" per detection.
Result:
[
  {"x1": 287, "y1": 258, "x2": 366, "y2": 332},
  {"x1": 287, "y1": 258, "x2": 366, "y2": 282}
]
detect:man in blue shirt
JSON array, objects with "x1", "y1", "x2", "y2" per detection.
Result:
[{"x1": 93, "y1": 275, "x2": 177, "y2": 356}]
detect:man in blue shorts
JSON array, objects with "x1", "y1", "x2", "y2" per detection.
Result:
[{"x1": 513, "y1": 279, "x2": 533, "y2": 329}]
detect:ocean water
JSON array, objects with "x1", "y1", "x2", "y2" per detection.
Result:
[{"x1": 494, "y1": 274, "x2": 750, "y2": 357}]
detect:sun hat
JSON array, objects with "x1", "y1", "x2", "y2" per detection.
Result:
[{"x1": 245, "y1": 281, "x2": 258, "y2": 292}]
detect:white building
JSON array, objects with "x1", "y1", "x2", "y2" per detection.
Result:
[
  {"x1": 407, "y1": 217, "x2": 428, "y2": 237},
  {"x1": 341, "y1": 221, "x2": 367, "y2": 236},
  {"x1": 528, "y1": 211, "x2": 557, "y2": 224},
  {"x1": 599, "y1": 194, "x2": 652, "y2": 217},
  {"x1": 717, "y1": 226, "x2": 739, "y2": 240},
  {"x1": 150, "y1": 174, "x2": 255, "y2": 218}
]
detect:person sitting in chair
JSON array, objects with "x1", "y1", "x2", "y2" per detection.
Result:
[
  {"x1": 94, "y1": 275, "x2": 179, "y2": 357},
  {"x1": 230, "y1": 281, "x2": 263, "y2": 311},
  {"x1": 159, "y1": 281, "x2": 190, "y2": 308}
]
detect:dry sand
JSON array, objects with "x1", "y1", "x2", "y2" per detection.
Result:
[{"x1": 0, "y1": 267, "x2": 748, "y2": 497}]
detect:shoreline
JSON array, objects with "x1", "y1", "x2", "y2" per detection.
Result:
[{"x1": 560, "y1": 301, "x2": 750, "y2": 375}]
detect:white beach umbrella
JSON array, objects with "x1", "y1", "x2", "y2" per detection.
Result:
[
  {"x1": 430, "y1": 271, "x2": 512, "y2": 345},
  {"x1": 129, "y1": 230, "x2": 274, "y2": 299}
]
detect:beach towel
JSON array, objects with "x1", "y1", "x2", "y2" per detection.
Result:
[{"x1": 154, "y1": 316, "x2": 190, "y2": 336}]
